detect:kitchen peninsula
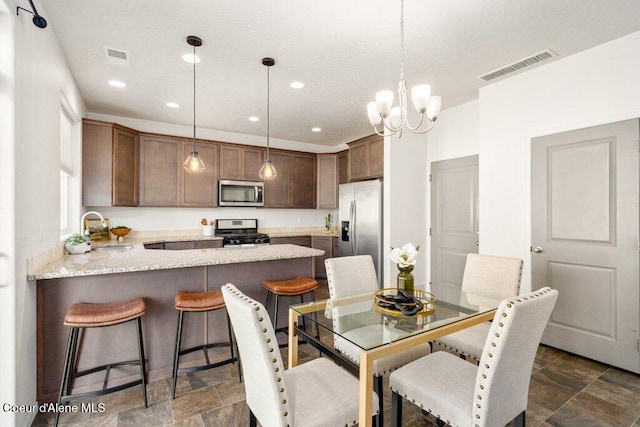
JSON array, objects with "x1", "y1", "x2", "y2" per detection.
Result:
[{"x1": 28, "y1": 240, "x2": 324, "y2": 402}]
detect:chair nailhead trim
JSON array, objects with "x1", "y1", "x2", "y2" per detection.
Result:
[
  {"x1": 262, "y1": 328, "x2": 267, "y2": 333},
  {"x1": 282, "y1": 399, "x2": 286, "y2": 404},
  {"x1": 258, "y1": 317, "x2": 264, "y2": 321},
  {"x1": 266, "y1": 338, "x2": 271, "y2": 343},
  {"x1": 275, "y1": 367, "x2": 279, "y2": 372}
]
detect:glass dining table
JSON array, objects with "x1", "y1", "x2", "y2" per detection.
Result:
[{"x1": 288, "y1": 288, "x2": 501, "y2": 427}]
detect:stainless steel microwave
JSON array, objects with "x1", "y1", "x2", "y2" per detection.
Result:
[{"x1": 218, "y1": 180, "x2": 264, "y2": 207}]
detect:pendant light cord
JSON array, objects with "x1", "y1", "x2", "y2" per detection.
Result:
[
  {"x1": 266, "y1": 64, "x2": 270, "y2": 159},
  {"x1": 192, "y1": 42, "x2": 197, "y2": 153}
]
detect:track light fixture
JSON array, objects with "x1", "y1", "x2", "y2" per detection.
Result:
[{"x1": 16, "y1": 0, "x2": 48, "y2": 29}]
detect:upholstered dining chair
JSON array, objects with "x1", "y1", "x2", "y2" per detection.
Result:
[
  {"x1": 221, "y1": 283, "x2": 379, "y2": 427},
  {"x1": 434, "y1": 253, "x2": 523, "y2": 362},
  {"x1": 390, "y1": 287, "x2": 558, "y2": 427},
  {"x1": 325, "y1": 255, "x2": 431, "y2": 426}
]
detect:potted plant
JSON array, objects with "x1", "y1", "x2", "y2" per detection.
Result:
[{"x1": 64, "y1": 234, "x2": 91, "y2": 254}]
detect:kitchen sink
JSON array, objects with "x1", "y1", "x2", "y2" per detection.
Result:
[{"x1": 93, "y1": 244, "x2": 133, "y2": 251}]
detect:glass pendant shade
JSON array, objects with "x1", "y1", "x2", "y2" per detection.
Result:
[
  {"x1": 259, "y1": 159, "x2": 277, "y2": 180},
  {"x1": 367, "y1": 102, "x2": 382, "y2": 126},
  {"x1": 426, "y1": 95, "x2": 442, "y2": 120},
  {"x1": 375, "y1": 90, "x2": 394, "y2": 117},
  {"x1": 388, "y1": 106, "x2": 402, "y2": 129},
  {"x1": 411, "y1": 84, "x2": 431, "y2": 113},
  {"x1": 183, "y1": 150, "x2": 205, "y2": 173}
]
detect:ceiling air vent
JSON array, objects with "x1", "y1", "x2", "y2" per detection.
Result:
[
  {"x1": 103, "y1": 47, "x2": 131, "y2": 68},
  {"x1": 478, "y1": 49, "x2": 556, "y2": 82}
]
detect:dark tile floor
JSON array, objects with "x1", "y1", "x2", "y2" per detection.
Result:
[{"x1": 33, "y1": 282, "x2": 640, "y2": 426}]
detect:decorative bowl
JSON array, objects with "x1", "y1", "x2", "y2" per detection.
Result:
[
  {"x1": 374, "y1": 288, "x2": 436, "y2": 317},
  {"x1": 110, "y1": 227, "x2": 131, "y2": 238}
]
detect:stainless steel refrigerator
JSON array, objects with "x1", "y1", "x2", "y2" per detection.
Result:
[{"x1": 339, "y1": 180, "x2": 383, "y2": 286}]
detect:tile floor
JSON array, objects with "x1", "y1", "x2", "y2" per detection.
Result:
[{"x1": 33, "y1": 282, "x2": 640, "y2": 426}]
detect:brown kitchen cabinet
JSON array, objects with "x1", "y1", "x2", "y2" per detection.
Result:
[
  {"x1": 219, "y1": 145, "x2": 264, "y2": 181},
  {"x1": 338, "y1": 149, "x2": 349, "y2": 185},
  {"x1": 348, "y1": 134, "x2": 383, "y2": 181},
  {"x1": 181, "y1": 140, "x2": 218, "y2": 207},
  {"x1": 270, "y1": 236, "x2": 311, "y2": 247},
  {"x1": 140, "y1": 134, "x2": 218, "y2": 207},
  {"x1": 316, "y1": 154, "x2": 338, "y2": 209},
  {"x1": 82, "y1": 119, "x2": 139, "y2": 206},
  {"x1": 312, "y1": 235, "x2": 337, "y2": 278},
  {"x1": 264, "y1": 151, "x2": 316, "y2": 208}
]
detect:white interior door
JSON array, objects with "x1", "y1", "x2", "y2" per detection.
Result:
[
  {"x1": 430, "y1": 155, "x2": 479, "y2": 302},
  {"x1": 531, "y1": 119, "x2": 639, "y2": 373}
]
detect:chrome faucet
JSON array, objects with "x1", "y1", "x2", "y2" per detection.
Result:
[{"x1": 80, "y1": 211, "x2": 107, "y2": 240}]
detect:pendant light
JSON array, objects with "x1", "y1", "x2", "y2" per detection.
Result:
[
  {"x1": 183, "y1": 35, "x2": 205, "y2": 174},
  {"x1": 259, "y1": 57, "x2": 277, "y2": 180}
]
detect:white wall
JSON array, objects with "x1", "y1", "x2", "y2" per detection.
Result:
[
  {"x1": 424, "y1": 32, "x2": 640, "y2": 293},
  {"x1": 11, "y1": 1, "x2": 87, "y2": 425},
  {"x1": 0, "y1": 1, "x2": 16, "y2": 425},
  {"x1": 383, "y1": 118, "x2": 429, "y2": 288}
]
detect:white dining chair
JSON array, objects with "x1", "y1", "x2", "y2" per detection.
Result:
[
  {"x1": 434, "y1": 253, "x2": 523, "y2": 362},
  {"x1": 325, "y1": 255, "x2": 431, "y2": 426},
  {"x1": 389, "y1": 287, "x2": 558, "y2": 427},
  {"x1": 221, "y1": 283, "x2": 379, "y2": 427}
]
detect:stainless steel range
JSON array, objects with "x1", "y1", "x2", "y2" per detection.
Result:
[{"x1": 215, "y1": 219, "x2": 270, "y2": 247}]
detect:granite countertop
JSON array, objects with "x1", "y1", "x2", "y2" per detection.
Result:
[{"x1": 28, "y1": 240, "x2": 324, "y2": 281}]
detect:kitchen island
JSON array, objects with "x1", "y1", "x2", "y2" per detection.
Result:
[{"x1": 29, "y1": 242, "x2": 324, "y2": 402}]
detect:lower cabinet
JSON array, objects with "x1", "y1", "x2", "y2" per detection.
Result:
[
  {"x1": 143, "y1": 240, "x2": 223, "y2": 250},
  {"x1": 311, "y1": 235, "x2": 338, "y2": 279},
  {"x1": 270, "y1": 236, "x2": 311, "y2": 247}
]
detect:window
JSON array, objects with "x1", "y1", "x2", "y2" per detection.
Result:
[{"x1": 59, "y1": 103, "x2": 78, "y2": 237}]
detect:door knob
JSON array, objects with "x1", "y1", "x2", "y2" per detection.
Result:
[{"x1": 532, "y1": 246, "x2": 544, "y2": 253}]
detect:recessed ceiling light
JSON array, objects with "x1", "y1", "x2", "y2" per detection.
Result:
[
  {"x1": 290, "y1": 81, "x2": 304, "y2": 89},
  {"x1": 108, "y1": 80, "x2": 126, "y2": 88},
  {"x1": 182, "y1": 53, "x2": 200, "y2": 64},
  {"x1": 166, "y1": 102, "x2": 180, "y2": 108},
  {"x1": 248, "y1": 116, "x2": 260, "y2": 122},
  {"x1": 311, "y1": 127, "x2": 321, "y2": 132}
]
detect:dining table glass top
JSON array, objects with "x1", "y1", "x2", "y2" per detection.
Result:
[{"x1": 291, "y1": 288, "x2": 502, "y2": 351}]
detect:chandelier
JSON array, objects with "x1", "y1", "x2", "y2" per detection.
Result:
[
  {"x1": 183, "y1": 35, "x2": 205, "y2": 174},
  {"x1": 367, "y1": 0, "x2": 441, "y2": 137}
]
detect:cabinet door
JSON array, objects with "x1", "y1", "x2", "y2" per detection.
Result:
[
  {"x1": 164, "y1": 241, "x2": 195, "y2": 250},
  {"x1": 193, "y1": 240, "x2": 223, "y2": 249},
  {"x1": 312, "y1": 236, "x2": 333, "y2": 278},
  {"x1": 181, "y1": 140, "x2": 218, "y2": 207},
  {"x1": 317, "y1": 154, "x2": 338, "y2": 209},
  {"x1": 112, "y1": 128, "x2": 139, "y2": 206},
  {"x1": 139, "y1": 135, "x2": 180, "y2": 206},
  {"x1": 270, "y1": 236, "x2": 311, "y2": 247},
  {"x1": 338, "y1": 150, "x2": 349, "y2": 184},
  {"x1": 292, "y1": 154, "x2": 316, "y2": 208},
  {"x1": 242, "y1": 147, "x2": 264, "y2": 181},
  {"x1": 82, "y1": 121, "x2": 113, "y2": 206},
  {"x1": 264, "y1": 152, "x2": 292, "y2": 207},
  {"x1": 369, "y1": 137, "x2": 384, "y2": 178},
  {"x1": 349, "y1": 140, "x2": 370, "y2": 180},
  {"x1": 219, "y1": 145, "x2": 242, "y2": 180}
]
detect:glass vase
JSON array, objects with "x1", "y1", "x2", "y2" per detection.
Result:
[{"x1": 396, "y1": 265, "x2": 415, "y2": 294}]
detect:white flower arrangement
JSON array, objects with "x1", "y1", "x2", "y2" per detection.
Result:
[{"x1": 389, "y1": 243, "x2": 420, "y2": 269}]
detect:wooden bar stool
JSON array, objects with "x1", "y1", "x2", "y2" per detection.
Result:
[
  {"x1": 55, "y1": 297, "x2": 147, "y2": 427},
  {"x1": 171, "y1": 289, "x2": 239, "y2": 399},
  {"x1": 262, "y1": 276, "x2": 319, "y2": 346}
]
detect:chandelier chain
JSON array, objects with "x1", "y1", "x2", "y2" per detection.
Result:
[{"x1": 400, "y1": 0, "x2": 405, "y2": 81}]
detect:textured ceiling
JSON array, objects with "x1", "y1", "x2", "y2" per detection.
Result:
[{"x1": 38, "y1": 0, "x2": 640, "y2": 146}]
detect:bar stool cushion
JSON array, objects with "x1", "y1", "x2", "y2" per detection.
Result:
[
  {"x1": 63, "y1": 297, "x2": 145, "y2": 327},
  {"x1": 262, "y1": 277, "x2": 318, "y2": 296},
  {"x1": 175, "y1": 289, "x2": 225, "y2": 312}
]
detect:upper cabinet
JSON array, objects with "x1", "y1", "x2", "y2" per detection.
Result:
[
  {"x1": 317, "y1": 154, "x2": 338, "y2": 209},
  {"x1": 82, "y1": 119, "x2": 139, "y2": 207},
  {"x1": 337, "y1": 150, "x2": 349, "y2": 185},
  {"x1": 348, "y1": 134, "x2": 383, "y2": 181},
  {"x1": 139, "y1": 134, "x2": 218, "y2": 207},
  {"x1": 219, "y1": 145, "x2": 264, "y2": 181},
  {"x1": 264, "y1": 150, "x2": 316, "y2": 209}
]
